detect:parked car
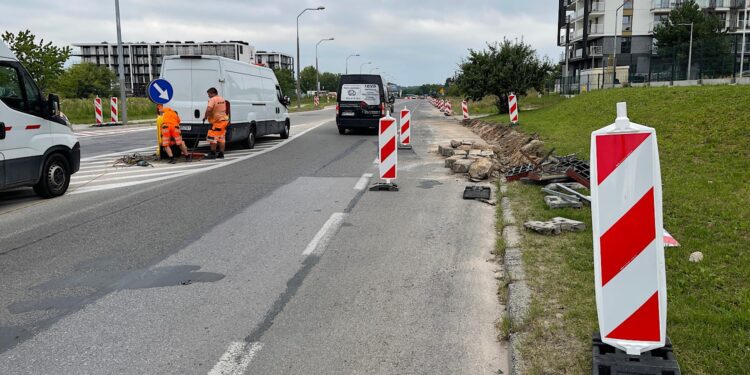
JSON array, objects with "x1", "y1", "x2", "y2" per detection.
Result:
[
  {"x1": 0, "y1": 41, "x2": 79, "y2": 198},
  {"x1": 160, "y1": 55, "x2": 291, "y2": 149},
  {"x1": 335, "y1": 74, "x2": 395, "y2": 134}
]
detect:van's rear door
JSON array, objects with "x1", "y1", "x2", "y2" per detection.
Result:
[{"x1": 339, "y1": 83, "x2": 381, "y2": 118}]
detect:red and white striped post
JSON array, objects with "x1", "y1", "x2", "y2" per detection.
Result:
[
  {"x1": 314, "y1": 95, "x2": 320, "y2": 107},
  {"x1": 590, "y1": 102, "x2": 667, "y2": 355},
  {"x1": 462, "y1": 100, "x2": 469, "y2": 120},
  {"x1": 110, "y1": 97, "x2": 119, "y2": 123},
  {"x1": 445, "y1": 101, "x2": 453, "y2": 116},
  {"x1": 379, "y1": 114, "x2": 397, "y2": 182},
  {"x1": 399, "y1": 107, "x2": 411, "y2": 149},
  {"x1": 94, "y1": 96, "x2": 103, "y2": 125},
  {"x1": 508, "y1": 93, "x2": 519, "y2": 125}
]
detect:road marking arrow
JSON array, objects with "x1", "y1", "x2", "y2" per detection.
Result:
[{"x1": 153, "y1": 82, "x2": 170, "y2": 100}]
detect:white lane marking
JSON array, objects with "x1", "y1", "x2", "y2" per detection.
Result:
[
  {"x1": 81, "y1": 147, "x2": 154, "y2": 162},
  {"x1": 208, "y1": 341, "x2": 263, "y2": 375},
  {"x1": 70, "y1": 170, "x2": 183, "y2": 186},
  {"x1": 353, "y1": 173, "x2": 373, "y2": 191},
  {"x1": 70, "y1": 120, "x2": 329, "y2": 194},
  {"x1": 302, "y1": 212, "x2": 347, "y2": 256}
]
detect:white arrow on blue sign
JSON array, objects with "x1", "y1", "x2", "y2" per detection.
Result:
[{"x1": 148, "y1": 79, "x2": 174, "y2": 105}]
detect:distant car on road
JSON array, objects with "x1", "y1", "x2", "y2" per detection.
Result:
[
  {"x1": 335, "y1": 74, "x2": 395, "y2": 135},
  {"x1": 160, "y1": 55, "x2": 291, "y2": 149},
  {"x1": 0, "y1": 40, "x2": 79, "y2": 198}
]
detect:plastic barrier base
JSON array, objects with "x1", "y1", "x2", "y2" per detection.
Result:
[
  {"x1": 592, "y1": 333, "x2": 681, "y2": 375},
  {"x1": 397, "y1": 143, "x2": 412, "y2": 150},
  {"x1": 369, "y1": 182, "x2": 399, "y2": 192},
  {"x1": 463, "y1": 186, "x2": 491, "y2": 200}
]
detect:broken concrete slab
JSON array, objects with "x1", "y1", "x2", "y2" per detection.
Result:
[
  {"x1": 444, "y1": 155, "x2": 462, "y2": 168},
  {"x1": 520, "y1": 139, "x2": 545, "y2": 155},
  {"x1": 468, "y1": 158, "x2": 493, "y2": 180},
  {"x1": 545, "y1": 182, "x2": 587, "y2": 191},
  {"x1": 550, "y1": 217, "x2": 586, "y2": 232},
  {"x1": 524, "y1": 220, "x2": 561, "y2": 235},
  {"x1": 468, "y1": 149, "x2": 482, "y2": 157},
  {"x1": 452, "y1": 158, "x2": 475, "y2": 173},
  {"x1": 450, "y1": 139, "x2": 461, "y2": 148},
  {"x1": 451, "y1": 149, "x2": 469, "y2": 157},
  {"x1": 544, "y1": 195, "x2": 583, "y2": 209}
]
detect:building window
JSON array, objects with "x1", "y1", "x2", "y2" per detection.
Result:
[
  {"x1": 623, "y1": 0, "x2": 633, "y2": 10},
  {"x1": 621, "y1": 37, "x2": 631, "y2": 54},
  {"x1": 239, "y1": 46, "x2": 243, "y2": 54},
  {"x1": 622, "y1": 15, "x2": 632, "y2": 31}
]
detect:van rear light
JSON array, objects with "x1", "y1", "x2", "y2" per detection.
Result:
[
  {"x1": 360, "y1": 101, "x2": 368, "y2": 109},
  {"x1": 336, "y1": 103, "x2": 340, "y2": 116},
  {"x1": 380, "y1": 103, "x2": 385, "y2": 117}
]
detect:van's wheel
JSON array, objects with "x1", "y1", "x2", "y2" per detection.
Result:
[
  {"x1": 280, "y1": 120, "x2": 290, "y2": 139},
  {"x1": 33, "y1": 154, "x2": 71, "y2": 198},
  {"x1": 338, "y1": 126, "x2": 346, "y2": 135},
  {"x1": 243, "y1": 126, "x2": 256, "y2": 149}
]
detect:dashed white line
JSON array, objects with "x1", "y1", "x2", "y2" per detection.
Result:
[
  {"x1": 207, "y1": 341, "x2": 263, "y2": 375},
  {"x1": 353, "y1": 173, "x2": 373, "y2": 191},
  {"x1": 302, "y1": 212, "x2": 347, "y2": 256}
]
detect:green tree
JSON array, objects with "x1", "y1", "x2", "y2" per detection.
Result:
[
  {"x1": 273, "y1": 68, "x2": 295, "y2": 97},
  {"x1": 2, "y1": 30, "x2": 71, "y2": 94},
  {"x1": 299, "y1": 66, "x2": 317, "y2": 93},
  {"x1": 319, "y1": 72, "x2": 340, "y2": 92},
  {"x1": 652, "y1": 0, "x2": 730, "y2": 77},
  {"x1": 52, "y1": 62, "x2": 116, "y2": 98},
  {"x1": 456, "y1": 39, "x2": 553, "y2": 113}
]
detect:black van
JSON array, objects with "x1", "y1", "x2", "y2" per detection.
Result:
[{"x1": 336, "y1": 74, "x2": 395, "y2": 134}]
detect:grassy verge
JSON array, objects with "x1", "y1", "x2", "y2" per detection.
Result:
[
  {"x1": 486, "y1": 85, "x2": 750, "y2": 374},
  {"x1": 288, "y1": 96, "x2": 333, "y2": 113},
  {"x1": 62, "y1": 98, "x2": 156, "y2": 124},
  {"x1": 446, "y1": 92, "x2": 564, "y2": 118}
]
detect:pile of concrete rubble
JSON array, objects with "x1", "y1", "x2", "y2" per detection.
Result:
[{"x1": 436, "y1": 140, "x2": 503, "y2": 182}]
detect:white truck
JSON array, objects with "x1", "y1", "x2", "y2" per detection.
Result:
[
  {"x1": 0, "y1": 41, "x2": 79, "y2": 198},
  {"x1": 160, "y1": 55, "x2": 291, "y2": 149}
]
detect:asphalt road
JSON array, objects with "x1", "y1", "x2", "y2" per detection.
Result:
[{"x1": 0, "y1": 100, "x2": 506, "y2": 374}]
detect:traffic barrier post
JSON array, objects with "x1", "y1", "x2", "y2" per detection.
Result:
[
  {"x1": 590, "y1": 102, "x2": 668, "y2": 356},
  {"x1": 398, "y1": 108, "x2": 412, "y2": 150},
  {"x1": 314, "y1": 95, "x2": 319, "y2": 107},
  {"x1": 370, "y1": 113, "x2": 399, "y2": 191},
  {"x1": 508, "y1": 93, "x2": 519, "y2": 125},
  {"x1": 110, "y1": 97, "x2": 119, "y2": 124},
  {"x1": 462, "y1": 100, "x2": 469, "y2": 120},
  {"x1": 445, "y1": 101, "x2": 453, "y2": 116},
  {"x1": 94, "y1": 96, "x2": 103, "y2": 125}
]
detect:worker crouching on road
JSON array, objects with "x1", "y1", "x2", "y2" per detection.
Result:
[
  {"x1": 204, "y1": 87, "x2": 229, "y2": 159},
  {"x1": 157, "y1": 104, "x2": 190, "y2": 164}
]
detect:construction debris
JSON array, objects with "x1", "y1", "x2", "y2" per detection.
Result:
[
  {"x1": 524, "y1": 217, "x2": 586, "y2": 235},
  {"x1": 545, "y1": 196, "x2": 583, "y2": 209}
]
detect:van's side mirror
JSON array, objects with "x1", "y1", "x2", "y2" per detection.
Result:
[
  {"x1": 283, "y1": 96, "x2": 291, "y2": 106},
  {"x1": 389, "y1": 95, "x2": 395, "y2": 104},
  {"x1": 47, "y1": 93, "x2": 61, "y2": 118}
]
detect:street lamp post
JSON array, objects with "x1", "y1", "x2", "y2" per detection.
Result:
[
  {"x1": 677, "y1": 23, "x2": 694, "y2": 80},
  {"x1": 345, "y1": 54, "x2": 360, "y2": 74},
  {"x1": 360, "y1": 61, "x2": 372, "y2": 74},
  {"x1": 613, "y1": 2, "x2": 626, "y2": 88},
  {"x1": 316, "y1": 38, "x2": 334, "y2": 93},
  {"x1": 296, "y1": 6, "x2": 325, "y2": 109},
  {"x1": 114, "y1": 0, "x2": 127, "y2": 125}
]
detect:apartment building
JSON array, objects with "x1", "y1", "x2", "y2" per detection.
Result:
[
  {"x1": 73, "y1": 41, "x2": 255, "y2": 96},
  {"x1": 558, "y1": 0, "x2": 749, "y2": 85},
  {"x1": 255, "y1": 51, "x2": 294, "y2": 73}
]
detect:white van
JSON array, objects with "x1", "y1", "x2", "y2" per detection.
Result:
[
  {"x1": 0, "y1": 41, "x2": 79, "y2": 198},
  {"x1": 160, "y1": 55, "x2": 291, "y2": 149}
]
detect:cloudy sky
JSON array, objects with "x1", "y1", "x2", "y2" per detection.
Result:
[{"x1": 2, "y1": 0, "x2": 559, "y2": 86}]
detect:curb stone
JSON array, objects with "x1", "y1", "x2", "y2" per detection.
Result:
[{"x1": 500, "y1": 182, "x2": 530, "y2": 375}]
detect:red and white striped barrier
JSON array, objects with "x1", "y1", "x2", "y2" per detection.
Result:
[
  {"x1": 110, "y1": 97, "x2": 119, "y2": 123},
  {"x1": 445, "y1": 101, "x2": 453, "y2": 116},
  {"x1": 508, "y1": 93, "x2": 519, "y2": 124},
  {"x1": 590, "y1": 102, "x2": 667, "y2": 355},
  {"x1": 462, "y1": 100, "x2": 469, "y2": 120},
  {"x1": 399, "y1": 108, "x2": 411, "y2": 146},
  {"x1": 314, "y1": 95, "x2": 320, "y2": 107},
  {"x1": 379, "y1": 114, "x2": 397, "y2": 181},
  {"x1": 94, "y1": 97, "x2": 103, "y2": 125}
]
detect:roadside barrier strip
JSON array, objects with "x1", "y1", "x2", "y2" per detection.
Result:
[
  {"x1": 110, "y1": 97, "x2": 118, "y2": 123},
  {"x1": 590, "y1": 103, "x2": 667, "y2": 355},
  {"x1": 378, "y1": 115, "x2": 397, "y2": 180},
  {"x1": 399, "y1": 108, "x2": 411, "y2": 145},
  {"x1": 508, "y1": 94, "x2": 519, "y2": 124},
  {"x1": 69, "y1": 121, "x2": 328, "y2": 195},
  {"x1": 94, "y1": 97, "x2": 103, "y2": 125}
]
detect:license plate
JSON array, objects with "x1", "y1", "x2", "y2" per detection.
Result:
[
  {"x1": 180, "y1": 125, "x2": 192, "y2": 131},
  {"x1": 342, "y1": 111, "x2": 355, "y2": 117}
]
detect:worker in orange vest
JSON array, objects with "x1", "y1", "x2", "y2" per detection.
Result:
[
  {"x1": 203, "y1": 87, "x2": 229, "y2": 159},
  {"x1": 157, "y1": 104, "x2": 189, "y2": 164}
]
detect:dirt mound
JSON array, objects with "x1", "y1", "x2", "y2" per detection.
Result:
[{"x1": 462, "y1": 119, "x2": 544, "y2": 171}]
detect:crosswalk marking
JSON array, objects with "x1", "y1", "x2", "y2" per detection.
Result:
[{"x1": 69, "y1": 121, "x2": 326, "y2": 195}]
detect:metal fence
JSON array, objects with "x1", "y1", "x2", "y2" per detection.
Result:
[{"x1": 556, "y1": 36, "x2": 750, "y2": 95}]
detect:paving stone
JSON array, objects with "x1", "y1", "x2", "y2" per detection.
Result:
[
  {"x1": 452, "y1": 158, "x2": 475, "y2": 173},
  {"x1": 545, "y1": 195, "x2": 583, "y2": 209}
]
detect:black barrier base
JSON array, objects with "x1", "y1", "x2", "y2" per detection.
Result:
[
  {"x1": 463, "y1": 186, "x2": 491, "y2": 200},
  {"x1": 369, "y1": 182, "x2": 399, "y2": 192},
  {"x1": 592, "y1": 333, "x2": 681, "y2": 375},
  {"x1": 397, "y1": 144, "x2": 412, "y2": 150}
]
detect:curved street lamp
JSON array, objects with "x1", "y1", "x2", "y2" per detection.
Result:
[
  {"x1": 360, "y1": 61, "x2": 372, "y2": 74},
  {"x1": 296, "y1": 6, "x2": 325, "y2": 109},
  {"x1": 345, "y1": 54, "x2": 360, "y2": 74},
  {"x1": 316, "y1": 37, "x2": 335, "y2": 93}
]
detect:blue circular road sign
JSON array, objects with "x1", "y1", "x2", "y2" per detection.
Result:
[{"x1": 148, "y1": 79, "x2": 174, "y2": 104}]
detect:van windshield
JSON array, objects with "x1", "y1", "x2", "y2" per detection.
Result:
[{"x1": 340, "y1": 84, "x2": 380, "y2": 105}]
